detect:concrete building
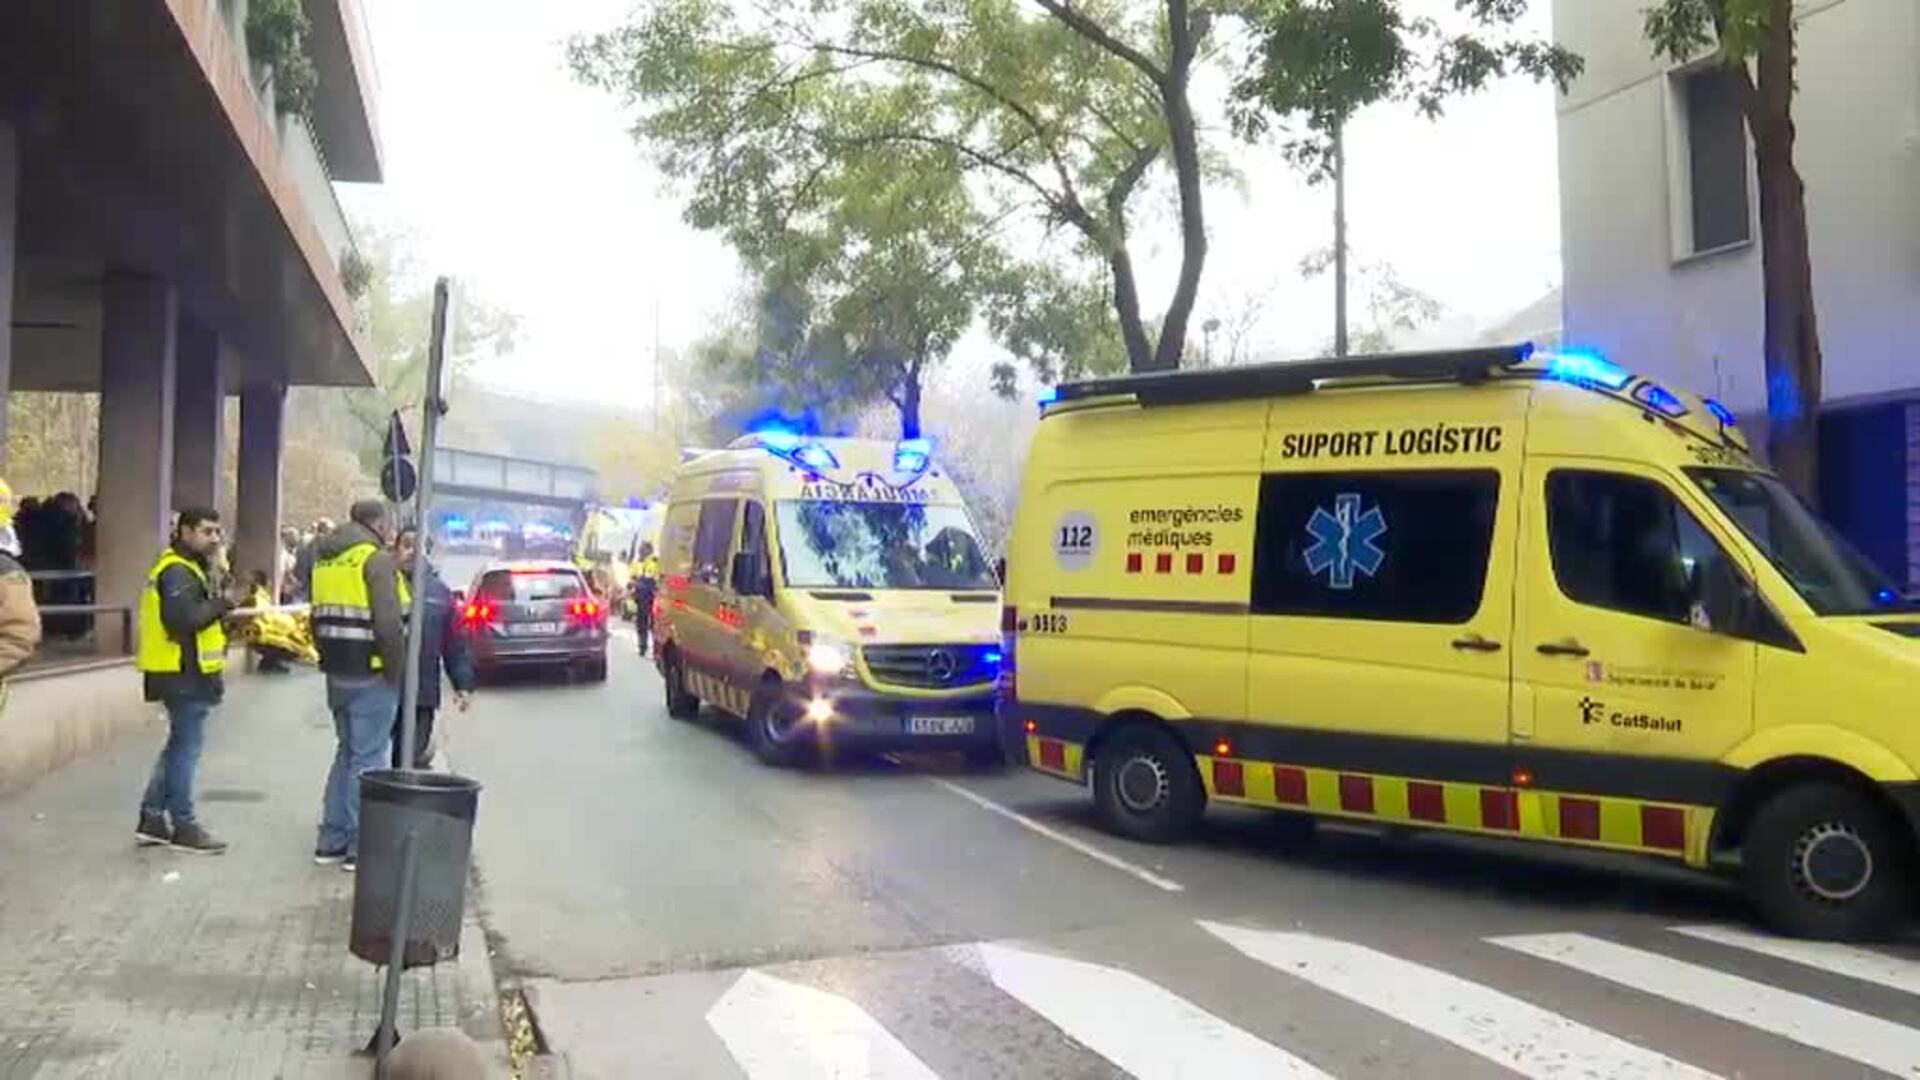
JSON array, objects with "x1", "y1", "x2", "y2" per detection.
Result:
[
  {"x1": 0, "y1": 0, "x2": 379, "y2": 785},
  {"x1": 1553, "y1": 0, "x2": 1920, "y2": 583}
]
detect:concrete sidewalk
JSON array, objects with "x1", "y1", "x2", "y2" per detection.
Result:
[{"x1": 0, "y1": 668, "x2": 510, "y2": 1078}]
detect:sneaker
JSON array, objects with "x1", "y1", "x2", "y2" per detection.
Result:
[
  {"x1": 135, "y1": 811, "x2": 171, "y2": 847},
  {"x1": 341, "y1": 853, "x2": 357, "y2": 873},
  {"x1": 168, "y1": 821, "x2": 229, "y2": 855},
  {"x1": 313, "y1": 847, "x2": 348, "y2": 866}
]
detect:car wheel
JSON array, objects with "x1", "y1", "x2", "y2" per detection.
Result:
[
  {"x1": 1741, "y1": 782, "x2": 1915, "y2": 941},
  {"x1": 745, "y1": 678, "x2": 802, "y2": 767},
  {"x1": 587, "y1": 656, "x2": 609, "y2": 683},
  {"x1": 1093, "y1": 724, "x2": 1205, "y2": 844},
  {"x1": 663, "y1": 651, "x2": 699, "y2": 721}
]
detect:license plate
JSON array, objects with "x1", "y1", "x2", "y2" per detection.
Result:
[
  {"x1": 906, "y1": 715, "x2": 974, "y2": 736},
  {"x1": 512, "y1": 622, "x2": 564, "y2": 636}
]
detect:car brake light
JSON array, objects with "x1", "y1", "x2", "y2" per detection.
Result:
[
  {"x1": 568, "y1": 599, "x2": 604, "y2": 622},
  {"x1": 462, "y1": 600, "x2": 498, "y2": 627}
]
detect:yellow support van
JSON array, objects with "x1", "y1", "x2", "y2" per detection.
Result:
[
  {"x1": 1004, "y1": 344, "x2": 1920, "y2": 939},
  {"x1": 656, "y1": 433, "x2": 1004, "y2": 766}
]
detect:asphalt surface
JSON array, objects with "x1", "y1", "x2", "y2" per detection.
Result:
[{"x1": 445, "y1": 626, "x2": 1920, "y2": 1079}]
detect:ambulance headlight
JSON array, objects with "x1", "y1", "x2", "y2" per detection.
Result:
[{"x1": 807, "y1": 639, "x2": 852, "y2": 676}]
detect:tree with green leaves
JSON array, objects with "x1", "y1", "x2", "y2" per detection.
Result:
[
  {"x1": 570, "y1": 0, "x2": 1202, "y2": 374},
  {"x1": 1228, "y1": 0, "x2": 1578, "y2": 357},
  {"x1": 1645, "y1": 0, "x2": 1821, "y2": 499}
]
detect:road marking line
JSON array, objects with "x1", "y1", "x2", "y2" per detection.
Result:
[
  {"x1": 1204, "y1": 922, "x2": 1717, "y2": 1079},
  {"x1": 918, "y1": 774, "x2": 1184, "y2": 892},
  {"x1": 975, "y1": 942, "x2": 1332, "y2": 1078},
  {"x1": 706, "y1": 969, "x2": 940, "y2": 1080},
  {"x1": 1671, "y1": 924, "x2": 1920, "y2": 996},
  {"x1": 1494, "y1": 932, "x2": 1920, "y2": 1076}
]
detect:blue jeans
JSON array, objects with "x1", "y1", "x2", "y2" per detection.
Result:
[
  {"x1": 318, "y1": 678, "x2": 399, "y2": 855},
  {"x1": 142, "y1": 695, "x2": 214, "y2": 824}
]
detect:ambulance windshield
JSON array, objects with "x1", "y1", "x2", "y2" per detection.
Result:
[
  {"x1": 775, "y1": 500, "x2": 996, "y2": 591},
  {"x1": 1688, "y1": 468, "x2": 1916, "y2": 616}
]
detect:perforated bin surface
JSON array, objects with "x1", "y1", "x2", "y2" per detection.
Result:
[{"x1": 349, "y1": 770, "x2": 481, "y2": 969}]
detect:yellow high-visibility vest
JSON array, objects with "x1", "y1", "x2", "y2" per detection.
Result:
[
  {"x1": 136, "y1": 550, "x2": 227, "y2": 676},
  {"x1": 312, "y1": 541, "x2": 407, "y2": 674}
]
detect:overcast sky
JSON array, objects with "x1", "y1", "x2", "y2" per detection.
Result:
[{"x1": 340, "y1": 1, "x2": 1564, "y2": 408}]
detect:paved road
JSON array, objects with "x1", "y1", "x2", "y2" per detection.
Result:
[{"x1": 445, "y1": 629, "x2": 1920, "y2": 1079}]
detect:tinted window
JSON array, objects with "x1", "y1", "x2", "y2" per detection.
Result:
[
  {"x1": 476, "y1": 570, "x2": 586, "y2": 603},
  {"x1": 692, "y1": 499, "x2": 738, "y2": 586},
  {"x1": 1548, "y1": 470, "x2": 1733, "y2": 625},
  {"x1": 739, "y1": 501, "x2": 771, "y2": 584},
  {"x1": 1252, "y1": 470, "x2": 1499, "y2": 624}
]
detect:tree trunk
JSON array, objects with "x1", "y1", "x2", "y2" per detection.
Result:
[
  {"x1": 1747, "y1": 0, "x2": 1823, "y2": 502},
  {"x1": 1151, "y1": 13, "x2": 1206, "y2": 373},
  {"x1": 896, "y1": 354, "x2": 923, "y2": 440},
  {"x1": 1108, "y1": 246, "x2": 1155, "y2": 373}
]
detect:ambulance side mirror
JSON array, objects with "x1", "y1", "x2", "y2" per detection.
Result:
[
  {"x1": 1695, "y1": 558, "x2": 1757, "y2": 638},
  {"x1": 730, "y1": 552, "x2": 772, "y2": 599},
  {"x1": 993, "y1": 557, "x2": 1007, "y2": 584}
]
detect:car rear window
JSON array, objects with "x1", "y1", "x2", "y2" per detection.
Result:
[{"x1": 477, "y1": 570, "x2": 587, "y2": 603}]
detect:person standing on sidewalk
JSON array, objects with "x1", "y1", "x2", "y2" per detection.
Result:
[
  {"x1": 0, "y1": 479, "x2": 43, "y2": 711},
  {"x1": 389, "y1": 526, "x2": 474, "y2": 769},
  {"x1": 134, "y1": 506, "x2": 235, "y2": 853},
  {"x1": 311, "y1": 500, "x2": 406, "y2": 871}
]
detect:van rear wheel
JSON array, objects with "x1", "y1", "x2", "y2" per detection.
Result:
[
  {"x1": 663, "y1": 651, "x2": 699, "y2": 720},
  {"x1": 1094, "y1": 725, "x2": 1204, "y2": 844},
  {"x1": 1742, "y1": 782, "x2": 1915, "y2": 941}
]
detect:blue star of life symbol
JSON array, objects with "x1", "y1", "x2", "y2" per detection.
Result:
[{"x1": 1304, "y1": 492, "x2": 1387, "y2": 589}]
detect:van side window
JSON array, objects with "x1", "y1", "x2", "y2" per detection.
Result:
[
  {"x1": 1251, "y1": 470, "x2": 1500, "y2": 624},
  {"x1": 739, "y1": 501, "x2": 771, "y2": 583},
  {"x1": 1546, "y1": 470, "x2": 1733, "y2": 626},
  {"x1": 692, "y1": 499, "x2": 738, "y2": 586}
]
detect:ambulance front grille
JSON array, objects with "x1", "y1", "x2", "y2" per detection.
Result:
[{"x1": 860, "y1": 644, "x2": 997, "y2": 690}]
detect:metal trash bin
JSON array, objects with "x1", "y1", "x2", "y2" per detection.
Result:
[{"x1": 350, "y1": 769, "x2": 481, "y2": 969}]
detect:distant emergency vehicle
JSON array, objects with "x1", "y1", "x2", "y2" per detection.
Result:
[
  {"x1": 1004, "y1": 344, "x2": 1920, "y2": 940},
  {"x1": 655, "y1": 433, "x2": 1003, "y2": 766}
]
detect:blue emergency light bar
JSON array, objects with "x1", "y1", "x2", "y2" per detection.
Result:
[
  {"x1": 1634, "y1": 382, "x2": 1688, "y2": 418},
  {"x1": 795, "y1": 444, "x2": 839, "y2": 472},
  {"x1": 1705, "y1": 398, "x2": 1738, "y2": 427},
  {"x1": 894, "y1": 438, "x2": 932, "y2": 475},
  {"x1": 1544, "y1": 350, "x2": 1633, "y2": 391}
]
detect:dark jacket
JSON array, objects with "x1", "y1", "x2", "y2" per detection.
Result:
[
  {"x1": 409, "y1": 564, "x2": 475, "y2": 710},
  {"x1": 144, "y1": 543, "x2": 233, "y2": 703},
  {"x1": 316, "y1": 522, "x2": 406, "y2": 682}
]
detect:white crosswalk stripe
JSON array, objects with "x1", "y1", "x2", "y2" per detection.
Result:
[
  {"x1": 1201, "y1": 921, "x2": 1717, "y2": 1079},
  {"x1": 1671, "y1": 923, "x2": 1920, "y2": 996},
  {"x1": 1494, "y1": 932, "x2": 1920, "y2": 1077},
  {"x1": 971, "y1": 941, "x2": 1334, "y2": 1079},
  {"x1": 706, "y1": 969, "x2": 940, "y2": 1080},
  {"x1": 578, "y1": 922, "x2": 1920, "y2": 1079}
]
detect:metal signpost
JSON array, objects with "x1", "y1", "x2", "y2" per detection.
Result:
[{"x1": 372, "y1": 276, "x2": 453, "y2": 1074}]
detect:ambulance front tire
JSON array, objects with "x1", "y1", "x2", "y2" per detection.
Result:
[
  {"x1": 663, "y1": 650, "x2": 700, "y2": 721},
  {"x1": 747, "y1": 677, "x2": 803, "y2": 767},
  {"x1": 1741, "y1": 782, "x2": 1915, "y2": 941},
  {"x1": 1093, "y1": 723, "x2": 1205, "y2": 844}
]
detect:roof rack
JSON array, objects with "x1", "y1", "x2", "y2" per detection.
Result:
[{"x1": 1049, "y1": 342, "x2": 1536, "y2": 408}]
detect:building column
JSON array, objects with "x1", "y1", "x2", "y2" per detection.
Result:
[
  {"x1": 96, "y1": 274, "x2": 178, "y2": 634},
  {"x1": 0, "y1": 115, "x2": 18, "y2": 467},
  {"x1": 170, "y1": 316, "x2": 224, "y2": 511},
  {"x1": 233, "y1": 381, "x2": 285, "y2": 590}
]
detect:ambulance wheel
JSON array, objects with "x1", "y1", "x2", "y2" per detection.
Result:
[
  {"x1": 1094, "y1": 724, "x2": 1204, "y2": 844},
  {"x1": 746, "y1": 678, "x2": 802, "y2": 767},
  {"x1": 663, "y1": 651, "x2": 699, "y2": 720},
  {"x1": 1742, "y1": 782, "x2": 1915, "y2": 941},
  {"x1": 963, "y1": 744, "x2": 1005, "y2": 771}
]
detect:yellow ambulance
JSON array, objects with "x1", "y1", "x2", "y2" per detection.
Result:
[
  {"x1": 1004, "y1": 344, "x2": 1920, "y2": 939},
  {"x1": 655, "y1": 433, "x2": 1004, "y2": 766}
]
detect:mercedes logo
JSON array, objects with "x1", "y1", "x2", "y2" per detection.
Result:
[{"x1": 925, "y1": 649, "x2": 958, "y2": 684}]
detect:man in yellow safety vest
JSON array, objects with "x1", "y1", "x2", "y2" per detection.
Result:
[
  {"x1": 310, "y1": 499, "x2": 407, "y2": 871},
  {"x1": 134, "y1": 505, "x2": 236, "y2": 853}
]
